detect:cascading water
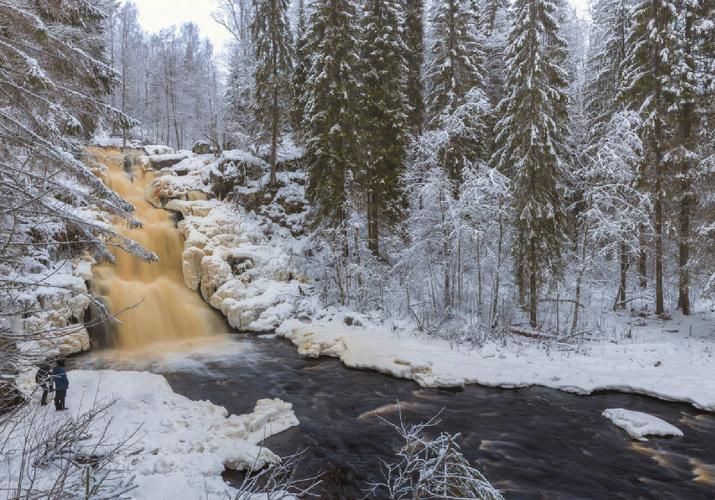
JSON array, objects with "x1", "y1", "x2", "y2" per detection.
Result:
[{"x1": 89, "y1": 147, "x2": 224, "y2": 349}]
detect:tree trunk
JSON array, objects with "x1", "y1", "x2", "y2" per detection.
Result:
[
  {"x1": 616, "y1": 241, "x2": 628, "y2": 309},
  {"x1": 517, "y1": 228, "x2": 526, "y2": 308},
  {"x1": 677, "y1": 12, "x2": 694, "y2": 316},
  {"x1": 639, "y1": 225, "x2": 647, "y2": 289},
  {"x1": 654, "y1": 137, "x2": 664, "y2": 316},
  {"x1": 529, "y1": 237, "x2": 537, "y2": 328},
  {"x1": 367, "y1": 184, "x2": 379, "y2": 257},
  {"x1": 571, "y1": 228, "x2": 588, "y2": 334},
  {"x1": 491, "y1": 213, "x2": 503, "y2": 328}
]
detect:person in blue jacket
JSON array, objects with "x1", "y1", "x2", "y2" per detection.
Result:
[{"x1": 52, "y1": 359, "x2": 69, "y2": 411}]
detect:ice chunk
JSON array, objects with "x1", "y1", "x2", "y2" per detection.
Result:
[{"x1": 603, "y1": 408, "x2": 683, "y2": 441}]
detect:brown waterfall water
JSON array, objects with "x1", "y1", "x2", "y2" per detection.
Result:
[{"x1": 89, "y1": 147, "x2": 224, "y2": 349}]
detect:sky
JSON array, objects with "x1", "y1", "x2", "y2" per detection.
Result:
[
  {"x1": 132, "y1": 0, "x2": 591, "y2": 54},
  {"x1": 133, "y1": 0, "x2": 233, "y2": 51}
]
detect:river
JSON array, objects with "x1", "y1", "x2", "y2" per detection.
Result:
[{"x1": 77, "y1": 334, "x2": 715, "y2": 499}]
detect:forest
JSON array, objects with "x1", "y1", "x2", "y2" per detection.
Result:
[
  {"x1": 0, "y1": 0, "x2": 714, "y2": 498},
  {"x1": 108, "y1": 0, "x2": 714, "y2": 332}
]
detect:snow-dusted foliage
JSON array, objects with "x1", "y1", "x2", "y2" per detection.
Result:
[
  {"x1": 579, "y1": 111, "x2": 650, "y2": 255},
  {"x1": 372, "y1": 410, "x2": 504, "y2": 499},
  {"x1": 394, "y1": 129, "x2": 512, "y2": 336},
  {"x1": 0, "y1": 1, "x2": 155, "y2": 378}
]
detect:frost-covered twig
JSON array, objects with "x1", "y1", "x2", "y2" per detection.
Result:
[{"x1": 368, "y1": 404, "x2": 504, "y2": 500}]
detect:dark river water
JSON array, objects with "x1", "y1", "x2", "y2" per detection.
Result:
[{"x1": 78, "y1": 334, "x2": 715, "y2": 499}]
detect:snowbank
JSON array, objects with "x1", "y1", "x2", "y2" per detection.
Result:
[
  {"x1": 9, "y1": 259, "x2": 94, "y2": 358},
  {"x1": 602, "y1": 408, "x2": 683, "y2": 441},
  {"x1": 277, "y1": 315, "x2": 715, "y2": 412},
  {"x1": 5, "y1": 370, "x2": 298, "y2": 499},
  {"x1": 174, "y1": 199, "x2": 310, "y2": 332}
]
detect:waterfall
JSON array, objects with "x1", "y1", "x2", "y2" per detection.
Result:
[{"x1": 90, "y1": 148, "x2": 223, "y2": 349}]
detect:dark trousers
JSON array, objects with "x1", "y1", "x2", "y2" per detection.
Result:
[
  {"x1": 40, "y1": 384, "x2": 49, "y2": 405},
  {"x1": 54, "y1": 389, "x2": 66, "y2": 410}
]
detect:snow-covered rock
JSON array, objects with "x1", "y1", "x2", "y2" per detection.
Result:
[
  {"x1": 143, "y1": 144, "x2": 174, "y2": 156},
  {"x1": 161, "y1": 193, "x2": 309, "y2": 332},
  {"x1": 602, "y1": 409, "x2": 684, "y2": 441},
  {"x1": 5, "y1": 370, "x2": 298, "y2": 499},
  {"x1": 10, "y1": 259, "x2": 94, "y2": 358}
]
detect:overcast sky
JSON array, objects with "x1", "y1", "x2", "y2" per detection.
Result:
[
  {"x1": 132, "y1": 0, "x2": 590, "y2": 54},
  {"x1": 132, "y1": 0, "x2": 233, "y2": 51}
]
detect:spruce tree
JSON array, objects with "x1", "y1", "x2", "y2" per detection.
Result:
[
  {"x1": 584, "y1": 0, "x2": 635, "y2": 303},
  {"x1": 665, "y1": 0, "x2": 714, "y2": 315},
  {"x1": 585, "y1": 0, "x2": 633, "y2": 138},
  {"x1": 621, "y1": 0, "x2": 678, "y2": 315},
  {"x1": 425, "y1": 0, "x2": 486, "y2": 185},
  {"x1": 403, "y1": 0, "x2": 425, "y2": 134},
  {"x1": 303, "y1": 0, "x2": 361, "y2": 229},
  {"x1": 359, "y1": 0, "x2": 410, "y2": 256},
  {"x1": 290, "y1": 0, "x2": 309, "y2": 138},
  {"x1": 251, "y1": 0, "x2": 293, "y2": 186},
  {"x1": 492, "y1": 0, "x2": 570, "y2": 328},
  {"x1": 481, "y1": 0, "x2": 511, "y2": 110}
]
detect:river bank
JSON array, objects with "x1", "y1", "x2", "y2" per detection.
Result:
[{"x1": 76, "y1": 334, "x2": 715, "y2": 499}]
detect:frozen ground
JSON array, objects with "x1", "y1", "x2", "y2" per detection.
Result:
[
  {"x1": 602, "y1": 408, "x2": 684, "y2": 441},
  {"x1": 3, "y1": 369, "x2": 298, "y2": 499}
]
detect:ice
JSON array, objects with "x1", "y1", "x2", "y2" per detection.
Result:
[
  {"x1": 602, "y1": 408, "x2": 684, "y2": 441},
  {"x1": 9, "y1": 259, "x2": 94, "y2": 358}
]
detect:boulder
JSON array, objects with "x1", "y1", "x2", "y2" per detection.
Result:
[
  {"x1": 182, "y1": 247, "x2": 205, "y2": 291},
  {"x1": 192, "y1": 140, "x2": 211, "y2": 155}
]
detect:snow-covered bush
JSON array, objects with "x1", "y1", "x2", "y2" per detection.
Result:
[{"x1": 372, "y1": 409, "x2": 504, "y2": 500}]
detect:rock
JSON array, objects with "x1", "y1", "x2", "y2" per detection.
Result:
[
  {"x1": 200, "y1": 255, "x2": 233, "y2": 302},
  {"x1": 148, "y1": 152, "x2": 191, "y2": 170},
  {"x1": 192, "y1": 140, "x2": 211, "y2": 155},
  {"x1": 143, "y1": 145, "x2": 174, "y2": 156},
  {"x1": 182, "y1": 247, "x2": 205, "y2": 290}
]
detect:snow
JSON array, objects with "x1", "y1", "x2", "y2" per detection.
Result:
[
  {"x1": 139, "y1": 145, "x2": 715, "y2": 413},
  {"x1": 8, "y1": 258, "x2": 94, "y2": 358},
  {"x1": 143, "y1": 144, "x2": 174, "y2": 155},
  {"x1": 277, "y1": 312, "x2": 715, "y2": 412},
  {"x1": 602, "y1": 408, "x2": 684, "y2": 441},
  {"x1": 5, "y1": 370, "x2": 298, "y2": 499}
]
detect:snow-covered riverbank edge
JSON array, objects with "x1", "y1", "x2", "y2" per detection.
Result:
[
  {"x1": 6, "y1": 370, "x2": 298, "y2": 499},
  {"x1": 277, "y1": 315, "x2": 715, "y2": 412}
]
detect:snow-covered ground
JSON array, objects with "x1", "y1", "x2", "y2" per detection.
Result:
[
  {"x1": 602, "y1": 408, "x2": 684, "y2": 441},
  {"x1": 138, "y1": 146, "x2": 715, "y2": 413},
  {"x1": 278, "y1": 312, "x2": 715, "y2": 411},
  {"x1": 4, "y1": 370, "x2": 298, "y2": 499}
]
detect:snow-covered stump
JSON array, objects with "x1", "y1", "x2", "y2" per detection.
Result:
[{"x1": 602, "y1": 409, "x2": 684, "y2": 441}]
